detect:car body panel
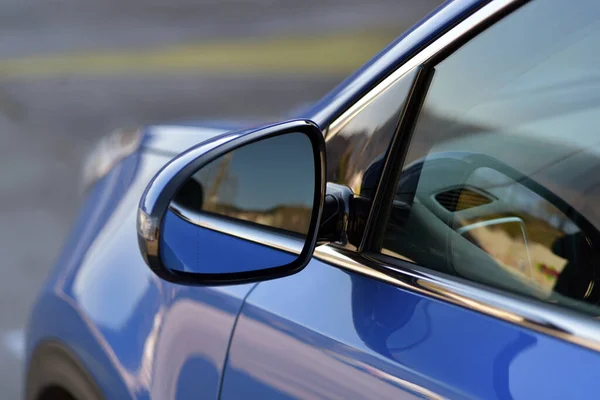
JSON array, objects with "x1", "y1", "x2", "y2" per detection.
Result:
[
  {"x1": 29, "y1": 1, "x2": 599, "y2": 399},
  {"x1": 222, "y1": 257, "x2": 600, "y2": 399},
  {"x1": 26, "y1": 129, "x2": 257, "y2": 399},
  {"x1": 141, "y1": 124, "x2": 233, "y2": 156}
]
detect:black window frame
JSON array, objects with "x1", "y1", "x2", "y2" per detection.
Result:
[
  {"x1": 323, "y1": 65, "x2": 424, "y2": 250},
  {"x1": 360, "y1": 0, "x2": 529, "y2": 255},
  {"x1": 361, "y1": 0, "x2": 600, "y2": 318},
  {"x1": 314, "y1": 0, "x2": 600, "y2": 354}
]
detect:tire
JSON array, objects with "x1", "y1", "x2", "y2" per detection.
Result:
[{"x1": 25, "y1": 341, "x2": 103, "y2": 400}]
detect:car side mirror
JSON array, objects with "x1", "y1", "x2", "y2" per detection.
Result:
[{"x1": 137, "y1": 120, "x2": 326, "y2": 285}]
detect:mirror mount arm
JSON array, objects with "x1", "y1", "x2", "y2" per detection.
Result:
[{"x1": 317, "y1": 183, "x2": 368, "y2": 248}]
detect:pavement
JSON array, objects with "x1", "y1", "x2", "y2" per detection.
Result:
[{"x1": 0, "y1": 0, "x2": 442, "y2": 397}]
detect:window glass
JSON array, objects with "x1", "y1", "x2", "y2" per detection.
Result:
[
  {"x1": 381, "y1": 0, "x2": 600, "y2": 315},
  {"x1": 325, "y1": 68, "x2": 419, "y2": 198}
]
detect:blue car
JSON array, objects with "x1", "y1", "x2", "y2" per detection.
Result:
[{"x1": 25, "y1": 0, "x2": 600, "y2": 398}]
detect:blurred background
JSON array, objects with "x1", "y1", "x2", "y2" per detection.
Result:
[{"x1": 0, "y1": 0, "x2": 443, "y2": 397}]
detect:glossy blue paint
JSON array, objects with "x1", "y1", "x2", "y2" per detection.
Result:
[
  {"x1": 27, "y1": 139, "x2": 257, "y2": 399},
  {"x1": 222, "y1": 258, "x2": 600, "y2": 399},
  {"x1": 161, "y1": 210, "x2": 296, "y2": 274},
  {"x1": 140, "y1": 124, "x2": 231, "y2": 155},
  {"x1": 26, "y1": 1, "x2": 570, "y2": 399}
]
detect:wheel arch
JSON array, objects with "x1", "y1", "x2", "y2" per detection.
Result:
[{"x1": 26, "y1": 340, "x2": 103, "y2": 400}]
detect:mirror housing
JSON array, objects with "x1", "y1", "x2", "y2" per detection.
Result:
[{"x1": 137, "y1": 120, "x2": 326, "y2": 285}]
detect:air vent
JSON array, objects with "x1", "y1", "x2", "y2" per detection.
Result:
[{"x1": 435, "y1": 187, "x2": 493, "y2": 212}]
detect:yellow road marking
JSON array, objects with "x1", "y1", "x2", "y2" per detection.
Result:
[{"x1": 0, "y1": 30, "x2": 398, "y2": 78}]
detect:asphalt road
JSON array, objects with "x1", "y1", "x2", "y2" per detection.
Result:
[{"x1": 0, "y1": 0, "x2": 442, "y2": 398}]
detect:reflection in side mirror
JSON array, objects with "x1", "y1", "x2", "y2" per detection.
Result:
[
  {"x1": 165, "y1": 132, "x2": 315, "y2": 274},
  {"x1": 138, "y1": 120, "x2": 326, "y2": 285}
]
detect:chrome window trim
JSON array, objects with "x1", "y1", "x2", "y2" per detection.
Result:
[
  {"x1": 165, "y1": 0, "x2": 600, "y2": 352},
  {"x1": 324, "y1": 0, "x2": 600, "y2": 353},
  {"x1": 315, "y1": 246, "x2": 600, "y2": 353},
  {"x1": 327, "y1": 0, "x2": 520, "y2": 139},
  {"x1": 165, "y1": 202, "x2": 600, "y2": 352}
]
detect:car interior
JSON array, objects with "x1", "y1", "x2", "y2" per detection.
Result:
[{"x1": 382, "y1": 131, "x2": 600, "y2": 316}]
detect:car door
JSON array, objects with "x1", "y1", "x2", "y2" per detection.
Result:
[{"x1": 220, "y1": 0, "x2": 600, "y2": 398}]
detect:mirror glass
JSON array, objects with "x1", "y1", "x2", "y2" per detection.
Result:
[{"x1": 161, "y1": 131, "x2": 315, "y2": 275}]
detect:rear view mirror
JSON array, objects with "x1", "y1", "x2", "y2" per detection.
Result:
[{"x1": 137, "y1": 120, "x2": 326, "y2": 285}]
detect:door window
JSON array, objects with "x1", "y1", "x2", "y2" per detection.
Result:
[
  {"x1": 325, "y1": 68, "x2": 420, "y2": 198},
  {"x1": 380, "y1": 0, "x2": 600, "y2": 315},
  {"x1": 325, "y1": 67, "x2": 420, "y2": 246}
]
